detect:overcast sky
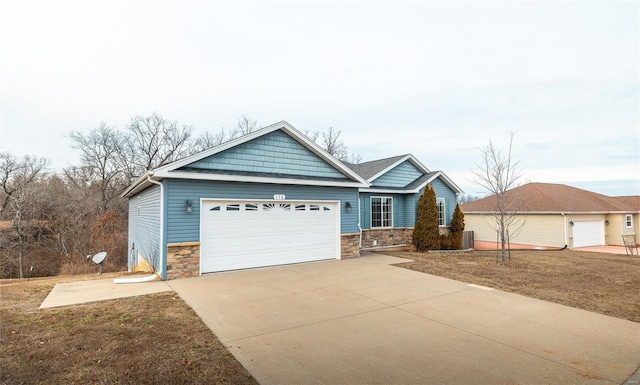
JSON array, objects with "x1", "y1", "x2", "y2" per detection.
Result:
[{"x1": 1, "y1": 1, "x2": 639, "y2": 197}]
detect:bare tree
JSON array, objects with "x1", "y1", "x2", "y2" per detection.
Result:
[
  {"x1": 39, "y1": 174, "x2": 96, "y2": 268},
  {"x1": 348, "y1": 153, "x2": 363, "y2": 164},
  {"x1": 304, "y1": 130, "x2": 320, "y2": 142},
  {"x1": 69, "y1": 123, "x2": 128, "y2": 214},
  {"x1": 470, "y1": 132, "x2": 524, "y2": 262},
  {"x1": 304, "y1": 127, "x2": 361, "y2": 163},
  {"x1": 231, "y1": 115, "x2": 258, "y2": 138},
  {"x1": 191, "y1": 129, "x2": 228, "y2": 154},
  {"x1": 458, "y1": 194, "x2": 482, "y2": 204},
  {"x1": 121, "y1": 113, "x2": 193, "y2": 178},
  {"x1": 0, "y1": 154, "x2": 48, "y2": 278},
  {"x1": 0, "y1": 153, "x2": 48, "y2": 216},
  {"x1": 320, "y1": 127, "x2": 349, "y2": 160}
]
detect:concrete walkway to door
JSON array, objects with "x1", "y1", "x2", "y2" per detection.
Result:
[{"x1": 167, "y1": 253, "x2": 640, "y2": 385}]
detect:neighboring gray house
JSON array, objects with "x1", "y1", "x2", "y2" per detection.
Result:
[{"x1": 122, "y1": 121, "x2": 462, "y2": 279}]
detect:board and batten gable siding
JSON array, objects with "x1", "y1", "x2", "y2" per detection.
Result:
[
  {"x1": 165, "y1": 179, "x2": 359, "y2": 243},
  {"x1": 181, "y1": 130, "x2": 348, "y2": 180},
  {"x1": 127, "y1": 184, "x2": 162, "y2": 272},
  {"x1": 371, "y1": 160, "x2": 423, "y2": 188}
]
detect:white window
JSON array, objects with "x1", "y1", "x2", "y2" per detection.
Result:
[
  {"x1": 626, "y1": 214, "x2": 633, "y2": 229},
  {"x1": 371, "y1": 197, "x2": 393, "y2": 228},
  {"x1": 437, "y1": 198, "x2": 446, "y2": 226}
]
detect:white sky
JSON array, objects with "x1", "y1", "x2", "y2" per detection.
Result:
[{"x1": 1, "y1": 0, "x2": 639, "y2": 197}]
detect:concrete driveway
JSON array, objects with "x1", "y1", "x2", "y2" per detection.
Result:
[{"x1": 167, "y1": 253, "x2": 640, "y2": 385}]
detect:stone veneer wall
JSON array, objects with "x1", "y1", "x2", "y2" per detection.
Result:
[
  {"x1": 166, "y1": 242, "x2": 200, "y2": 280},
  {"x1": 166, "y1": 236, "x2": 362, "y2": 280},
  {"x1": 341, "y1": 233, "x2": 361, "y2": 259},
  {"x1": 361, "y1": 228, "x2": 414, "y2": 249}
]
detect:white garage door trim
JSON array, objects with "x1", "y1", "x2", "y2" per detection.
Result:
[
  {"x1": 572, "y1": 220, "x2": 605, "y2": 248},
  {"x1": 199, "y1": 199, "x2": 341, "y2": 274}
]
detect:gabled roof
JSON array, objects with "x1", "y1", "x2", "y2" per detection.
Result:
[
  {"x1": 343, "y1": 155, "x2": 408, "y2": 180},
  {"x1": 344, "y1": 154, "x2": 429, "y2": 182},
  {"x1": 460, "y1": 182, "x2": 640, "y2": 213},
  {"x1": 122, "y1": 121, "x2": 369, "y2": 197},
  {"x1": 345, "y1": 155, "x2": 462, "y2": 194}
]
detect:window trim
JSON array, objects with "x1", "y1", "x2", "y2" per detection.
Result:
[
  {"x1": 436, "y1": 198, "x2": 446, "y2": 227},
  {"x1": 625, "y1": 214, "x2": 633, "y2": 229},
  {"x1": 370, "y1": 196, "x2": 393, "y2": 229}
]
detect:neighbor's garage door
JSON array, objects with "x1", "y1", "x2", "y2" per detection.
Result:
[
  {"x1": 200, "y1": 200, "x2": 339, "y2": 273},
  {"x1": 573, "y1": 221, "x2": 605, "y2": 248}
]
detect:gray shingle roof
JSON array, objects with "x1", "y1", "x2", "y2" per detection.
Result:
[
  {"x1": 343, "y1": 155, "x2": 408, "y2": 180},
  {"x1": 405, "y1": 171, "x2": 440, "y2": 190}
]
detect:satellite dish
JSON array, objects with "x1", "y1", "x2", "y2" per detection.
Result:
[
  {"x1": 89, "y1": 252, "x2": 107, "y2": 274},
  {"x1": 92, "y1": 252, "x2": 107, "y2": 265}
]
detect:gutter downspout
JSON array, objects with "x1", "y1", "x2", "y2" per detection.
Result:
[
  {"x1": 358, "y1": 197, "x2": 362, "y2": 249},
  {"x1": 146, "y1": 173, "x2": 165, "y2": 280}
]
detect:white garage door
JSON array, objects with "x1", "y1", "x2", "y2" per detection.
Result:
[
  {"x1": 573, "y1": 221, "x2": 605, "y2": 248},
  {"x1": 200, "y1": 200, "x2": 340, "y2": 273}
]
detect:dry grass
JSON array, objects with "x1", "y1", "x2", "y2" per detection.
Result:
[
  {"x1": 0, "y1": 274, "x2": 258, "y2": 385},
  {"x1": 383, "y1": 249, "x2": 640, "y2": 323}
]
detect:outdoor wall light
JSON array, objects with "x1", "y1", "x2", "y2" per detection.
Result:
[
  {"x1": 605, "y1": 220, "x2": 609, "y2": 225},
  {"x1": 186, "y1": 199, "x2": 193, "y2": 213},
  {"x1": 345, "y1": 201, "x2": 352, "y2": 213},
  {"x1": 569, "y1": 221, "x2": 574, "y2": 226}
]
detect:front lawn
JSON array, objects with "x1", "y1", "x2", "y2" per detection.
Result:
[
  {"x1": 382, "y1": 249, "x2": 640, "y2": 323},
  {"x1": 0, "y1": 274, "x2": 258, "y2": 385}
]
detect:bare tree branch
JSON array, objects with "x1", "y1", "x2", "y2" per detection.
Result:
[
  {"x1": 470, "y1": 132, "x2": 525, "y2": 261},
  {"x1": 70, "y1": 123, "x2": 127, "y2": 213},
  {"x1": 122, "y1": 113, "x2": 193, "y2": 177},
  {"x1": 0, "y1": 152, "x2": 49, "y2": 216},
  {"x1": 191, "y1": 129, "x2": 228, "y2": 154},
  {"x1": 231, "y1": 115, "x2": 258, "y2": 138}
]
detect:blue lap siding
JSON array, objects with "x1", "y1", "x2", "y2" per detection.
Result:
[
  {"x1": 359, "y1": 193, "x2": 413, "y2": 229},
  {"x1": 360, "y1": 177, "x2": 458, "y2": 230},
  {"x1": 430, "y1": 178, "x2": 458, "y2": 226},
  {"x1": 127, "y1": 184, "x2": 162, "y2": 273},
  {"x1": 165, "y1": 179, "x2": 360, "y2": 243}
]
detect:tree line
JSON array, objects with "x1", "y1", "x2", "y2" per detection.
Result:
[{"x1": 0, "y1": 114, "x2": 360, "y2": 279}]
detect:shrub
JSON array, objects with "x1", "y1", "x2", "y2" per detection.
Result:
[
  {"x1": 440, "y1": 234, "x2": 452, "y2": 250},
  {"x1": 449, "y1": 203, "x2": 465, "y2": 250},
  {"x1": 413, "y1": 185, "x2": 440, "y2": 251}
]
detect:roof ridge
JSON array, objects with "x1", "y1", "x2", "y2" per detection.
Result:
[
  {"x1": 357, "y1": 154, "x2": 407, "y2": 165},
  {"x1": 529, "y1": 182, "x2": 564, "y2": 210}
]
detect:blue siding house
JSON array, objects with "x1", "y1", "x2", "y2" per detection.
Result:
[
  {"x1": 344, "y1": 155, "x2": 462, "y2": 249},
  {"x1": 123, "y1": 121, "x2": 462, "y2": 279}
]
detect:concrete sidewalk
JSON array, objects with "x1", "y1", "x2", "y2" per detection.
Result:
[
  {"x1": 168, "y1": 253, "x2": 640, "y2": 385},
  {"x1": 39, "y1": 277, "x2": 171, "y2": 309},
  {"x1": 573, "y1": 245, "x2": 634, "y2": 255}
]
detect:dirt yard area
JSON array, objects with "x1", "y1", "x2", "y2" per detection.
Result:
[
  {"x1": 382, "y1": 249, "x2": 640, "y2": 323},
  {"x1": 0, "y1": 274, "x2": 258, "y2": 385}
]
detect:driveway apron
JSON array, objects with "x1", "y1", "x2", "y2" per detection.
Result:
[{"x1": 167, "y1": 253, "x2": 640, "y2": 385}]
